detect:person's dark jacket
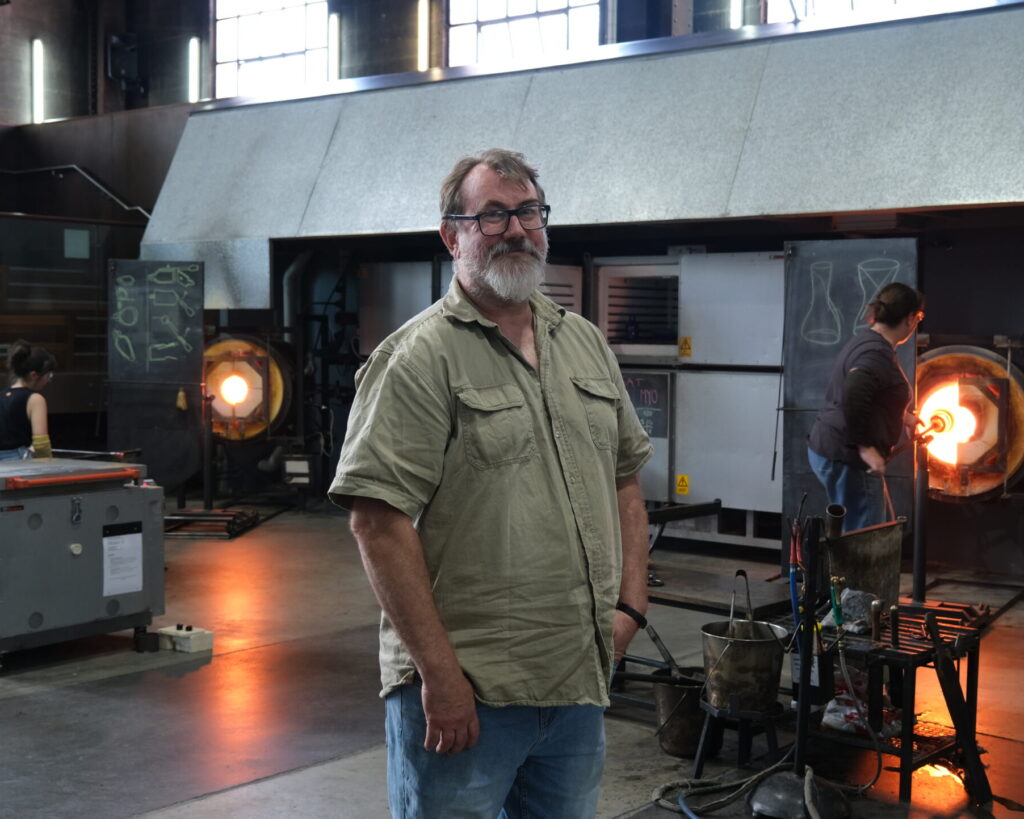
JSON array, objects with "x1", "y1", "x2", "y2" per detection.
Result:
[{"x1": 808, "y1": 330, "x2": 911, "y2": 469}]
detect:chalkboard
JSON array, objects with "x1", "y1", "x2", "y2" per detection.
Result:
[
  {"x1": 108, "y1": 260, "x2": 204, "y2": 382},
  {"x1": 623, "y1": 370, "x2": 670, "y2": 439},
  {"x1": 781, "y1": 238, "x2": 918, "y2": 559},
  {"x1": 107, "y1": 259, "x2": 204, "y2": 490}
]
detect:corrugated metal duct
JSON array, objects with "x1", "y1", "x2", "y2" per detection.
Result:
[{"x1": 141, "y1": 6, "x2": 1024, "y2": 309}]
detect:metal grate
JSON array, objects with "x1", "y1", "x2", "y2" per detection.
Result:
[{"x1": 605, "y1": 276, "x2": 678, "y2": 344}]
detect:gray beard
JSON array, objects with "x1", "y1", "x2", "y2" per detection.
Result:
[{"x1": 464, "y1": 239, "x2": 546, "y2": 305}]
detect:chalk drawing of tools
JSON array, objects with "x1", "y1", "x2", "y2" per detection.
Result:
[
  {"x1": 148, "y1": 264, "x2": 197, "y2": 288},
  {"x1": 157, "y1": 314, "x2": 193, "y2": 352},
  {"x1": 800, "y1": 261, "x2": 842, "y2": 345},
  {"x1": 148, "y1": 342, "x2": 179, "y2": 363},
  {"x1": 854, "y1": 258, "x2": 900, "y2": 332},
  {"x1": 150, "y1": 288, "x2": 196, "y2": 317}
]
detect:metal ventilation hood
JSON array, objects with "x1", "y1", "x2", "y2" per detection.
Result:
[{"x1": 141, "y1": 5, "x2": 1024, "y2": 308}]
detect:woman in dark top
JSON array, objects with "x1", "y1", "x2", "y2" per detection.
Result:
[
  {"x1": 807, "y1": 283, "x2": 924, "y2": 531},
  {"x1": 0, "y1": 340, "x2": 57, "y2": 461}
]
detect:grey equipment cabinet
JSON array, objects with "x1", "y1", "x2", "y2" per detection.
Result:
[{"x1": 0, "y1": 458, "x2": 165, "y2": 656}]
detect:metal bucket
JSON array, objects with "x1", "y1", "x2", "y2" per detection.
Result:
[
  {"x1": 652, "y1": 667, "x2": 708, "y2": 758},
  {"x1": 701, "y1": 571, "x2": 788, "y2": 714}
]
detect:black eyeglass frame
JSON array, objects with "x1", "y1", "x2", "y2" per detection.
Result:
[{"x1": 444, "y1": 204, "x2": 551, "y2": 236}]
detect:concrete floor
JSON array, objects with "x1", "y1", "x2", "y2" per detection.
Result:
[{"x1": 0, "y1": 505, "x2": 1021, "y2": 818}]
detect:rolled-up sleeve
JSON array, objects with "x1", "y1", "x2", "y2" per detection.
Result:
[
  {"x1": 328, "y1": 350, "x2": 451, "y2": 519},
  {"x1": 606, "y1": 348, "x2": 654, "y2": 481}
]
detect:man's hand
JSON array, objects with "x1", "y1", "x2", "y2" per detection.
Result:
[
  {"x1": 421, "y1": 671, "x2": 480, "y2": 755},
  {"x1": 858, "y1": 445, "x2": 887, "y2": 474},
  {"x1": 349, "y1": 498, "x2": 480, "y2": 755},
  {"x1": 612, "y1": 609, "x2": 640, "y2": 663},
  {"x1": 905, "y1": 410, "x2": 923, "y2": 431}
]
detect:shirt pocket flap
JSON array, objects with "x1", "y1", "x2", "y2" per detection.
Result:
[
  {"x1": 570, "y1": 376, "x2": 619, "y2": 402},
  {"x1": 457, "y1": 384, "x2": 526, "y2": 412}
]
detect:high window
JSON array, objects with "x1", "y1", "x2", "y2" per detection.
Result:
[
  {"x1": 448, "y1": 0, "x2": 602, "y2": 68},
  {"x1": 764, "y1": 0, "x2": 999, "y2": 25},
  {"x1": 215, "y1": 0, "x2": 330, "y2": 99}
]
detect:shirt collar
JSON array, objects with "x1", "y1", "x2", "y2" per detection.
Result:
[{"x1": 441, "y1": 275, "x2": 566, "y2": 329}]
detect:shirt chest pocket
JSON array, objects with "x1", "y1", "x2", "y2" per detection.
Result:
[
  {"x1": 456, "y1": 384, "x2": 537, "y2": 469},
  {"x1": 571, "y1": 376, "x2": 619, "y2": 452}
]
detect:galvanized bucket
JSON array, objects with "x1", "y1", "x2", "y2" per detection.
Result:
[
  {"x1": 652, "y1": 666, "x2": 708, "y2": 758},
  {"x1": 701, "y1": 570, "x2": 787, "y2": 714}
]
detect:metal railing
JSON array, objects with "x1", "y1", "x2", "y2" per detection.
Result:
[{"x1": 0, "y1": 164, "x2": 151, "y2": 220}]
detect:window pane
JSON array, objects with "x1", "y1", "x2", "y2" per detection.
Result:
[
  {"x1": 509, "y1": 17, "x2": 542, "y2": 61},
  {"x1": 237, "y1": 60, "x2": 263, "y2": 98},
  {"x1": 478, "y1": 0, "x2": 506, "y2": 21},
  {"x1": 306, "y1": 47, "x2": 327, "y2": 83},
  {"x1": 281, "y1": 0, "x2": 306, "y2": 6},
  {"x1": 568, "y1": 5, "x2": 599, "y2": 50},
  {"x1": 216, "y1": 0, "x2": 241, "y2": 19},
  {"x1": 258, "y1": 10, "x2": 284, "y2": 57},
  {"x1": 216, "y1": 18, "x2": 238, "y2": 63},
  {"x1": 539, "y1": 12, "x2": 567, "y2": 54},
  {"x1": 237, "y1": 14, "x2": 263, "y2": 60},
  {"x1": 306, "y1": 1, "x2": 328, "y2": 48},
  {"x1": 450, "y1": 0, "x2": 476, "y2": 25},
  {"x1": 215, "y1": 62, "x2": 238, "y2": 98},
  {"x1": 256, "y1": 0, "x2": 282, "y2": 11},
  {"x1": 278, "y1": 6, "x2": 306, "y2": 54},
  {"x1": 448, "y1": 23, "x2": 477, "y2": 66},
  {"x1": 568, "y1": 0, "x2": 598, "y2": 6},
  {"x1": 479, "y1": 21, "x2": 512, "y2": 62},
  {"x1": 509, "y1": 0, "x2": 536, "y2": 13},
  {"x1": 538, "y1": 0, "x2": 567, "y2": 10},
  {"x1": 279, "y1": 52, "x2": 307, "y2": 89}
]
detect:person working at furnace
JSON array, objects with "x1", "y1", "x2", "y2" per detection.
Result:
[
  {"x1": 0, "y1": 340, "x2": 57, "y2": 461},
  {"x1": 329, "y1": 148, "x2": 652, "y2": 818},
  {"x1": 807, "y1": 282, "x2": 925, "y2": 531}
]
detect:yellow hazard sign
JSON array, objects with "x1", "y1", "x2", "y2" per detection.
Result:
[
  {"x1": 678, "y1": 337, "x2": 692, "y2": 357},
  {"x1": 676, "y1": 474, "x2": 690, "y2": 495}
]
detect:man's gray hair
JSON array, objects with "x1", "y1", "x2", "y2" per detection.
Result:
[{"x1": 440, "y1": 148, "x2": 545, "y2": 224}]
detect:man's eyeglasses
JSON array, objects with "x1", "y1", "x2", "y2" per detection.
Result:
[{"x1": 446, "y1": 204, "x2": 550, "y2": 236}]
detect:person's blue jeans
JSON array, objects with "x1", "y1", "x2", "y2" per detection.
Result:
[
  {"x1": 385, "y1": 683, "x2": 605, "y2": 818},
  {"x1": 807, "y1": 447, "x2": 880, "y2": 532},
  {"x1": 0, "y1": 447, "x2": 29, "y2": 461}
]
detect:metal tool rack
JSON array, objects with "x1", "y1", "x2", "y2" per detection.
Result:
[{"x1": 812, "y1": 602, "x2": 991, "y2": 804}]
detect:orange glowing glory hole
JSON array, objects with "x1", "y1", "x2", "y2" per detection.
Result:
[
  {"x1": 220, "y1": 374, "x2": 249, "y2": 406},
  {"x1": 920, "y1": 384, "x2": 977, "y2": 465}
]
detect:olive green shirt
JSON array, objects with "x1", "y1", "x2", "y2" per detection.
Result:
[{"x1": 329, "y1": 278, "x2": 652, "y2": 706}]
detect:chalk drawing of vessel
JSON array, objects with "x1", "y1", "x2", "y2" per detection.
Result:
[
  {"x1": 800, "y1": 261, "x2": 842, "y2": 345},
  {"x1": 854, "y1": 258, "x2": 900, "y2": 332}
]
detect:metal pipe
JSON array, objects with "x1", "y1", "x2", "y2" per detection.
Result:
[
  {"x1": 281, "y1": 249, "x2": 314, "y2": 343},
  {"x1": 202, "y1": 393, "x2": 214, "y2": 511},
  {"x1": 824, "y1": 503, "x2": 846, "y2": 540},
  {"x1": 912, "y1": 436, "x2": 928, "y2": 603},
  {"x1": 794, "y1": 515, "x2": 820, "y2": 778}
]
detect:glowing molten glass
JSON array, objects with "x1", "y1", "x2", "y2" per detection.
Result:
[
  {"x1": 220, "y1": 374, "x2": 249, "y2": 406},
  {"x1": 920, "y1": 384, "x2": 978, "y2": 465}
]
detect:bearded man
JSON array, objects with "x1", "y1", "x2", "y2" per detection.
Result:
[{"x1": 329, "y1": 148, "x2": 652, "y2": 818}]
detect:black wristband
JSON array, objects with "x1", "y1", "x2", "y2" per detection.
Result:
[{"x1": 616, "y1": 601, "x2": 648, "y2": 630}]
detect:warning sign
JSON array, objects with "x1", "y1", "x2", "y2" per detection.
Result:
[
  {"x1": 678, "y1": 337, "x2": 692, "y2": 357},
  {"x1": 675, "y1": 474, "x2": 689, "y2": 496}
]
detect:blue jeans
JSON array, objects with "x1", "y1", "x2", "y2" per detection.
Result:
[
  {"x1": 385, "y1": 684, "x2": 605, "y2": 818},
  {"x1": 0, "y1": 447, "x2": 29, "y2": 461},
  {"x1": 807, "y1": 447, "x2": 881, "y2": 532}
]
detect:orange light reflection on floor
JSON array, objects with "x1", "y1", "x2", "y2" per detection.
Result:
[{"x1": 920, "y1": 384, "x2": 978, "y2": 464}]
